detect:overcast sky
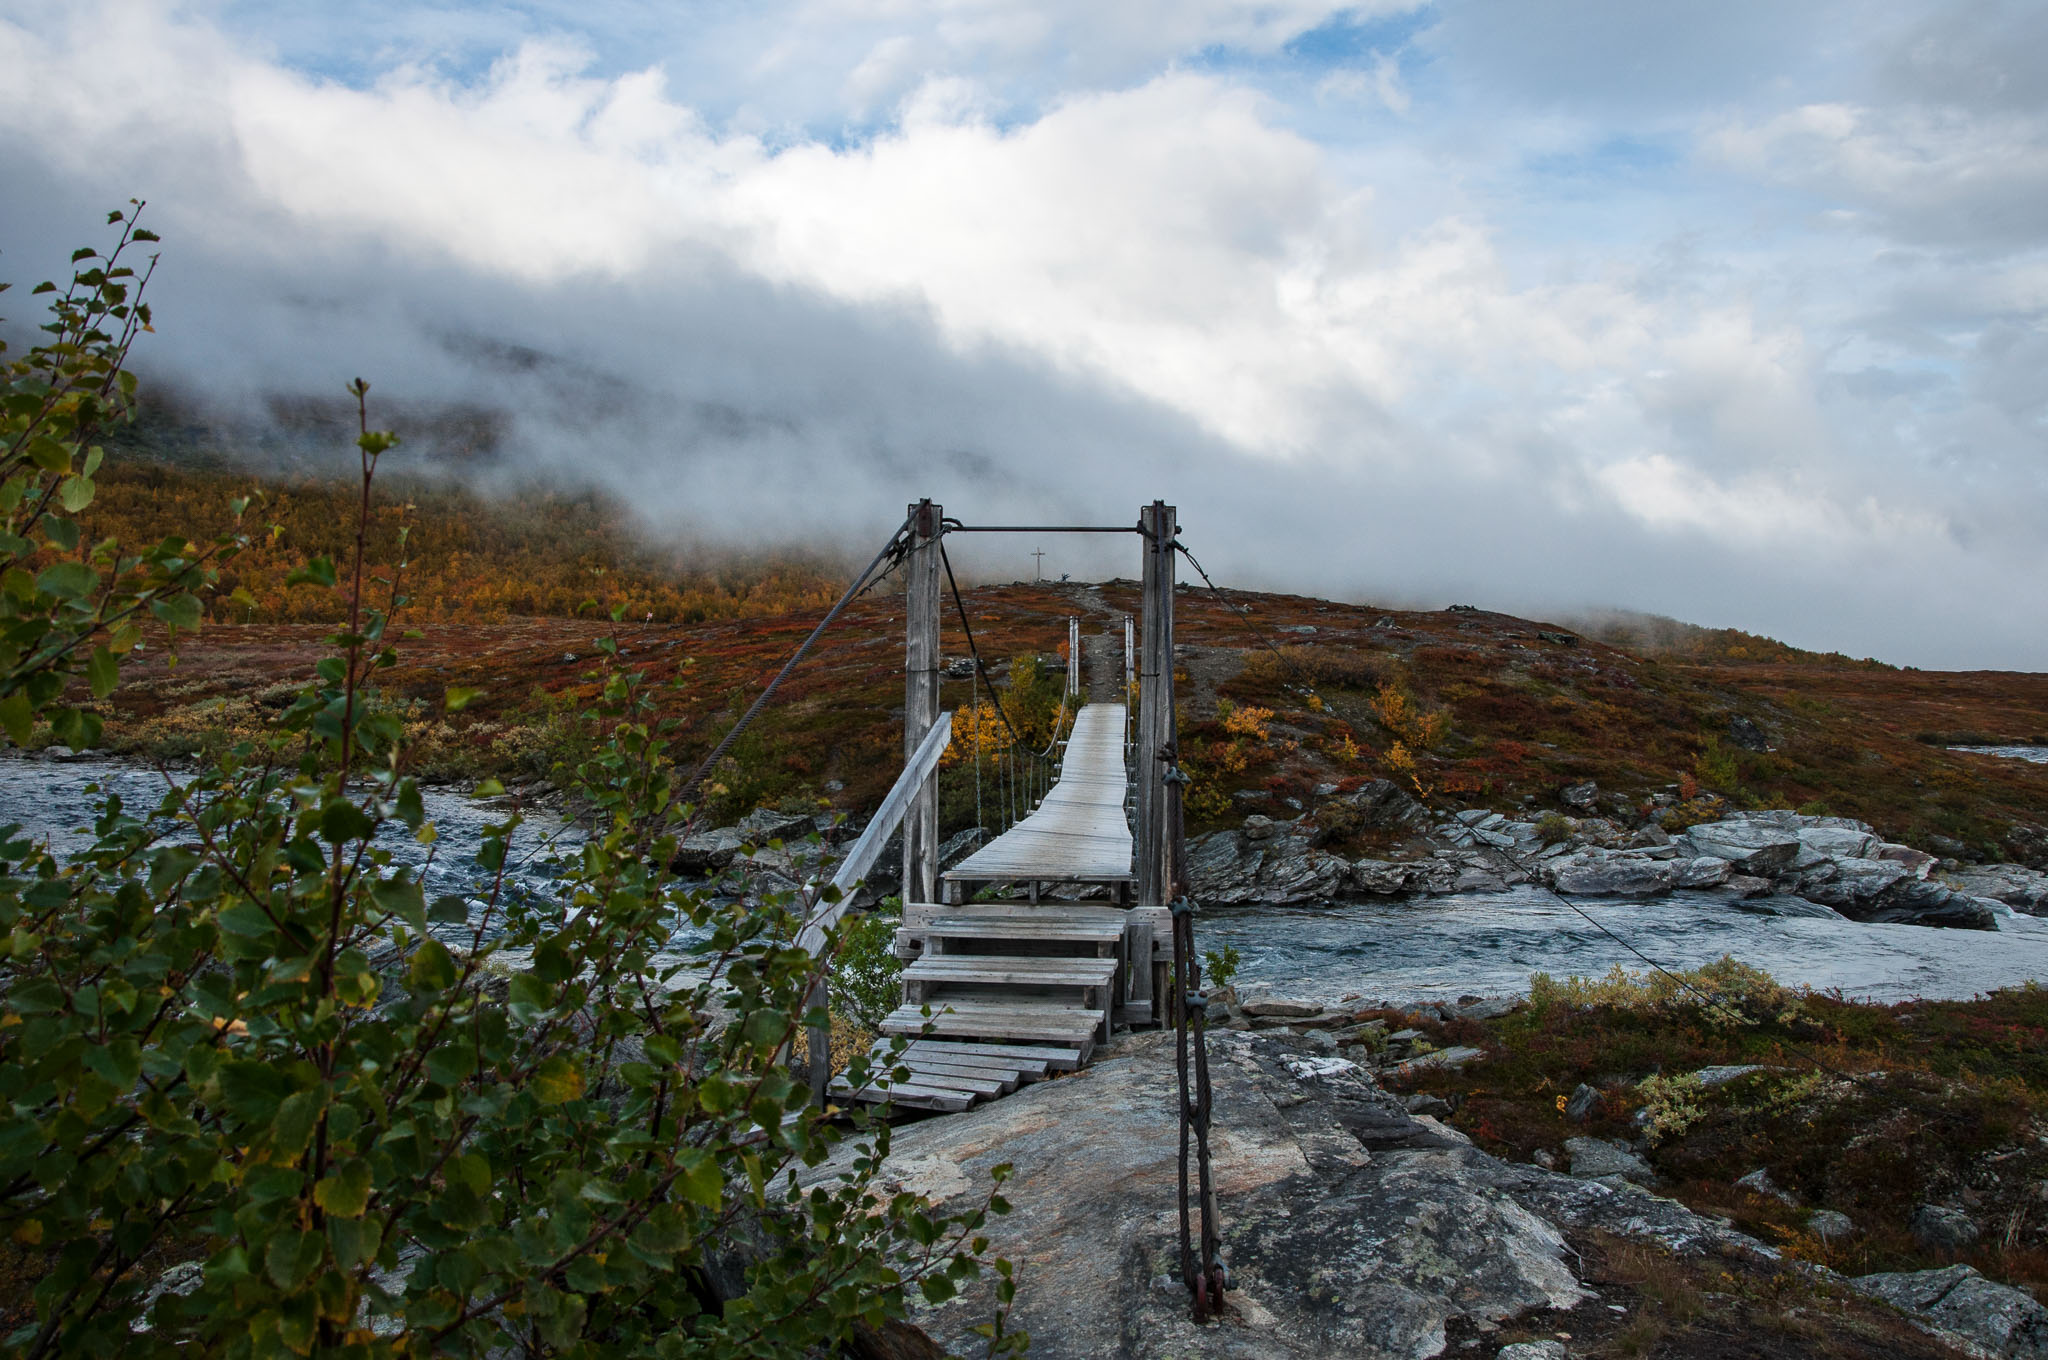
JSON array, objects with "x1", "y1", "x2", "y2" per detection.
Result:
[{"x1": 2, "y1": 2, "x2": 2044, "y2": 666}]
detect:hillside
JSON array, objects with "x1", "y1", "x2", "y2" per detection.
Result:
[
  {"x1": 34, "y1": 441, "x2": 2044, "y2": 856},
  {"x1": 86, "y1": 576, "x2": 2048, "y2": 865}
]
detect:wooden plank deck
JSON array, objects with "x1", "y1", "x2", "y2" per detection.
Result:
[
  {"x1": 944, "y1": 703, "x2": 1133, "y2": 885},
  {"x1": 838, "y1": 701, "x2": 1147, "y2": 1115}
]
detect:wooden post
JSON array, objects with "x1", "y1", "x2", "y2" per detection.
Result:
[
  {"x1": 1135, "y1": 501, "x2": 1177, "y2": 905},
  {"x1": 903, "y1": 500, "x2": 943, "y2": 906},
  {"x1": 1068, "y1": 617, "x2": 1080, "y2": 697},
  {"x1": 1124, "y1": 614, "x2": 1136, "y2": 765}
]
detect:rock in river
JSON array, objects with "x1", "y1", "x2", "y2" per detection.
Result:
[{"x1": 1546, "y1": 853, "x2": 1674, "y2": 898}]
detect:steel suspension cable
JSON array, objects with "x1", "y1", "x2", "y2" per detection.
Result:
[
  {"x1": 1172, "y1": 542, "x2": 1973, "y2": 1117},
  {"x1": 676, "y1": 511, "x2": 916, "y2": 820}
]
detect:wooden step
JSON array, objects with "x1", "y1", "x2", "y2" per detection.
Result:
[
  {"x1": 903, "y1": 955, "x2": 1118, "y2": 988},
  {"x1": 826, "y1": 1076, "x2": 973, "y2": 1113},
  {"x1": 899, "y1": 1039, "x2": 1080, "y2": 1072},
  {"x1": 921, "y1": 919, "x2": 1125, "y2": 945},
  {"x1": 882, "y1": 999, "x2": 1105, "y2": 1048},
  {"x1": 842, "y1": 1063, "x2": 1009, "y2": 1098},
  {"x1": 899, "y1": 1058, "x2": 1023, "y2": 1094},
  {"x1": 906, "y1": 903, "x2": 1126, "y2": 927}
]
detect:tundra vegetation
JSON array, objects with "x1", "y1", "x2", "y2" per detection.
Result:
[
  {"x1": 1382, "y1": 962, "x2": 2048, "y2": 1312},
  {"x1": 0, "y1": 215, "x2": 1020, "y2": 1359},
  {"x1": 68, "y1": 411, "x2": 2048, "y2": 860}
]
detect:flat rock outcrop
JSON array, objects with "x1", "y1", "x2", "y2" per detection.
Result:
[
  {"x1": 1850, "y1": 1263, "x2": 2048, "y2": 1358},
  {"x1": 823, "y1": 1031, "x2": 1768, "y2": 1359}
]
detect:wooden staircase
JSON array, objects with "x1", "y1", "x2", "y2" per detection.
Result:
[{"x1": 829, "y1": 903, "x2": 1143, "y2": 1113}]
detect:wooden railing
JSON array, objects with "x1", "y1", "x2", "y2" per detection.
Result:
[{"x1": 799, "y1": 710, "x2": 953, "y2": 1104}]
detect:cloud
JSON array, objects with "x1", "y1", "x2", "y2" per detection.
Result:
[
  {"x1": 0, "y1": 3, "x2": 2045, "y2": 668},
  {"x1": 1708, "y1": 102, "x2": 2048, "y2": 249}
]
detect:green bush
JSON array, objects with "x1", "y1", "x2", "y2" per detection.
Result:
[
  {"x1": 0, "y1": 217, "x2": 1020, "y2": 1359},
  {"x1": 835, "y1": 906, "x2": 905, "y2": 1033}
]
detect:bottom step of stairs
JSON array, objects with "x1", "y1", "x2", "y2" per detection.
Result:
[
  {"x1": 880, "y1": 997, "x2": 1104, "y2": 1050},
  {"x1": 829, "y1": 1038, "x2": 1085, "y2": 1113}
]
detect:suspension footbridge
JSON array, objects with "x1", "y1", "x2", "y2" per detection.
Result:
[
  {"x1": 720, "y1": 497, "x2": 1225, "y2": 1313},
  {"x1": 728, "y1": 500, "x2": 1187, "y2": 1114}
]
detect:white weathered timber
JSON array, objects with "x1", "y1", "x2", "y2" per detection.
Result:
[
  {"x1": 894, "y1": 1054, "x2": 1036, "y2": 1084},
  {"x1": 803, "y1": 707, "x2": 951, "y2": 1106},
  {"x1": 881, "y1": 999, "x2": 1105, "y2": 1047},
  {"x1": 901, "y1": 1039, "x2": 1080, "y2": 1070},
  {"x1": 892, "y1": 1059, "x2": 1022, "y2": 1093},
  {"x1": 826, "y1": 1076, "x2": 971, "y2": 1113},
  {"x1": 911, "y1": 918, "x2": 1126, "y2": 946},
  {"x1": 795, "y1": 712, "x2": 953, "y2": 957},
  {"x1": 903, "y1": 500, "x2": 943, "y2": 907},
  {"x1": 903, "y1": 956, "x2": 1119, "y2": 988},
  {"x1": 944, "y1": 704, "x2": 1133, "y2": 884},
  {"x1": 866, "y1": 1065, "x2": 1009, "y2": 1098},
  {"x1": 1135, "y1": 501, "x2": 1177, "y2": 905}
]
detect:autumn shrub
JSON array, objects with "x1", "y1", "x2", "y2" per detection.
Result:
[
  {"x1": 0, "y1": 220, "x2": 1019, "y2": 1359},
  {"x1": 1369, "y1": 677, "x2": 1449, "y2": 751},
  {"x1": 1529, "y1": 957, "x2": 1812, "y2": 1030},
  {"x1": 1219, "y1": 705, "x2": 1273, "y2": 742}
]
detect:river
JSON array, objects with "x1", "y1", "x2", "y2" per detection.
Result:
[{"x1": 4, "y1": 756, "x2": 2044, "y2": 1004}]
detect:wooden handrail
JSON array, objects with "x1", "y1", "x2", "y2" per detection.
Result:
[
  {"x1": 800, "y1": 710, "x2": 953, "y2": 1103},
  {"x1": 796, "y1": 709, "x2": 953, "y2": 957}
]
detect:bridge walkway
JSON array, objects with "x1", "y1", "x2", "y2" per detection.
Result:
[{"x1": 832, "y1": 701, "x2": 1169, "y2": 1113}]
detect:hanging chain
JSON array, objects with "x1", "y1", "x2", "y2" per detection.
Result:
[{"x1": 1162, "y1": 745, "x2": 1225, "y2": 1320}]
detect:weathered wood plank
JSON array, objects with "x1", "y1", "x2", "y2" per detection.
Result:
[
  {"x1": 900, "y1": 1039, "x2": 1078, "y2": 1070},
  {"x1": 945, "y1": 704, "x2": 1132, "y2": 883},
  {"x1": 918, "y1": 919, "x2": 1126, "y2": 944},
  {"x1": 827, "y1": 1078, "x2": 973, "y2": 1112},
  {"x1": 895, "y1": 1058, "x2": 1021, "y2": 1092},
  {"x1": 881, "y1": 1001, "x2": 1104, "y2": 1045},
  {"x1": 904, "y1": 956, "x2": 1118, "y2": 987}
]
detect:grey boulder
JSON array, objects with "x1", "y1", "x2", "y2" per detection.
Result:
[
  {"x1": 1796, "y1": 824, "x2": 1881, "y2": 860},
  {"x1": 1850, "y1": 880, "x2": 2002, "y2": 931},
  {"x1": 735, "y1": 807, "x2": 818, "y2": 843},
  {"x1": 1912, "y1": 1204, "x2": 1982, "y2": 1251},
  {"x1": 1497, "y1": 1344, "x2": 1568, "y2": 1360},
  {"x1": 1852, "y1": 1264, "x2": 2048, "y2": 1359},
  {"x1": 1548, "y1": 854, "x2": 1674, "y2": 898},
  {"x1": 1809, "y1": 1209, "x2": 1855, "y2": 1240},
  {"x1": 1350, "y1": 859, "x2": 1419, "y2": 895},
  {"x1": 1944, "y1": 864, "x2": 2048, "y2": 915},
  {"x1": 1672, "y1": 856, "x2": 1733, "y2": 888},
  {"x1": 1564, "y1": 1137, "x2": 1655, "y2": 1185},
  {"x1": 1798, "y1": 856, "x2": 1912, "y2": 909},
  {"x1": 816, "y1": 1031, "x2": 1589, "y2": 1359},
  {"x1": 1677, "y1": 820, "x2": 1803, "y2": 874}
]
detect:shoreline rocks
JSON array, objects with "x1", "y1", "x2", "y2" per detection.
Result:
[
  {"x1": 1180, "y1": 804, "x2": 2014, "y2": 930},
  {"x1": 675, "y1": 794, "x2": 2025, "y2": 935}
]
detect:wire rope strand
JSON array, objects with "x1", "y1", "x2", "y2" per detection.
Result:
[
  {"x1": 675, "y1": 511, "x2": 916, "y2": 819},
  {"x1": 1174, "y1": 539, "x2": 1975, "y2": 1121}
]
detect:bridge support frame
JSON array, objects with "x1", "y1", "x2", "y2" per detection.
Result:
[
  {"x1": 1135, "y1": 501, "x2": 1178, "y2": 906},
  {"x1": 903, "y1": 500, "x2": 944, "y2": 906}
]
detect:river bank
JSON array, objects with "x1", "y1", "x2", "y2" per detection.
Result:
[{"x1": 7, "y1": 755, "x2": 2046, "y2": 1006}]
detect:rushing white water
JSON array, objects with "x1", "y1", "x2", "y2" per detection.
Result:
[
  {"x1": 5, "y1": 756, "x2": 2044, "y2": 1005},
  {"x1": 1952, "y1": 745, "x2": 2048, "y2": 765},
  {"x1": 0, "y1": 756, "x2": 579, "y2": 930},
  {"x1": 1201, "y1": 888, "x2": 2048, "y2": 1006}
]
